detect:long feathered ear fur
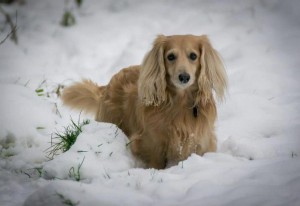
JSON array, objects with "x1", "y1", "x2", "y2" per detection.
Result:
[
  {"x1": 197, "y1": 35, "x2": 228, "y2": 105},
  {"x1": 138, "y1": 35, "x2": 167, "y2": 106}
]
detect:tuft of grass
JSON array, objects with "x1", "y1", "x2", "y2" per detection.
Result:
[
  {"x1": 35, "y1": 79, "x2": 65, "y2": 99},
  {"x1": 61, "y1": 11, "x2": 76, "y2": 27},
  {"x1": 126, "y1": 139, "x2": 136, "y2": 147},
  {"x1": 69, "y1": 156, "x2": 85, "y2": 181},
  {"x1": 56, "y1": 193, "x2": 79, "y2": 206},
  {"x1": 36, "y1": 126, "x2": 45, "y2": 130},
  {"x1": 35, "y1": 88, "x2": 44, "y2": 96},
  {"x1": 75, "y1": 0, "x2": 83, "y2": 8},
  {"x1": 103, "y1": 168, "x2": 111, "y2": 179},
  {"x1": 291, "y1": 152, "x2": 298, "y2": 158},
  {"x1": 46, "y1": 117, "x2": 90, "y2": 160},
  {"x1": 33, "y1": 167, "x2": 43, "y2": 177},
  {"x1": 15, "y1": 167, "x2": 44, "y2": 179}
]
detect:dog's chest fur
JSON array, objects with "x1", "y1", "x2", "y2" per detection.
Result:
[{"x1": 142, "y1": 96, "x2": 211, "y2": 165}]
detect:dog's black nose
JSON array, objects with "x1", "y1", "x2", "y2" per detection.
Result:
[{"x1": 178, "y1": 72, "x2": 190, "y2": 84}]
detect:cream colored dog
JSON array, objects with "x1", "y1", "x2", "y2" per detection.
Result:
[{"x1": 62, "y1": 35, "x2": 227, "y2": 169}]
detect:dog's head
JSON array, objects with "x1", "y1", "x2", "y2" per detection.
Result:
[{"x1": 138, "y1": 34, "x2": 227, "y2": 106}]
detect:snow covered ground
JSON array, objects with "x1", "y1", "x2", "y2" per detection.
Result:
[{"x1": 1, "y1": 0, "x2": 300, "y2": 205}]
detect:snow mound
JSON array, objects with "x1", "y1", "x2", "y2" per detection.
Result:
[
  {"x1": 42, "y1": 122, "x2": 136, "y2": 180},
  {"x1": 0, "y1": 83, "x2": 57, "y2": 166}
]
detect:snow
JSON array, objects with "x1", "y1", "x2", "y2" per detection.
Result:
[
  {"x1": 0, "y1": 0, "x2": 300, "y2": 205},
  {"x1": 42, "y1": 122, "x2": 136, "y2": 180}
]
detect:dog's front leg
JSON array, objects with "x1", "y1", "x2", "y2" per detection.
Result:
[{"x1": 129, "y1": 133, "x2": 167, "y2": 169}]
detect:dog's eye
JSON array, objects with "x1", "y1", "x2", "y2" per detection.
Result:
[
  {"x1": 167, "y1": 53, "x2": 176, "y2": 61},
  {"x1": 189, "y1": 53, "x2": 197, "y2": 61}
]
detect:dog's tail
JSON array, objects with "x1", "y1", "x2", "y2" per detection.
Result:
[{"x1": 61, "y1": 80, "x2": 104, "y2": 114}]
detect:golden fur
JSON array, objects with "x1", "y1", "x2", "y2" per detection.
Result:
[{"x1": 62, "y1": 34, "x2": 227, "y2": 169}]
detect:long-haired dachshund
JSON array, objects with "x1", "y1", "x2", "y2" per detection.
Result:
[{"x1": 62, "y1": 35, "x2": 227, "y2": 169}]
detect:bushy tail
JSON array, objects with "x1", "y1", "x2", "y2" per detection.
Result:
[{"x1": 61, "y1": 80, "x2": 104, "y2": 114}]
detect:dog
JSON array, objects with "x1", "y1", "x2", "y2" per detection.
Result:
[{"x1": 62, "y1": 34, "x2": 227, "y2": 169}]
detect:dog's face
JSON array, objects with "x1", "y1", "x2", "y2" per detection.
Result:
[
  {"x1": 139, "y1": 34, "x2": 227, "y2": 106},
  {"x1": 164, "y1": 36, "x2": 200, "y2": 90}
]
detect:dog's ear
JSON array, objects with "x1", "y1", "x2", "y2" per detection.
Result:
[
  {"x1": 138, "y1": 35, "x2": 167, "y2": 106},
  {"x1": 197, "y1": 35, "x2": 227, "y2": 105}
]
